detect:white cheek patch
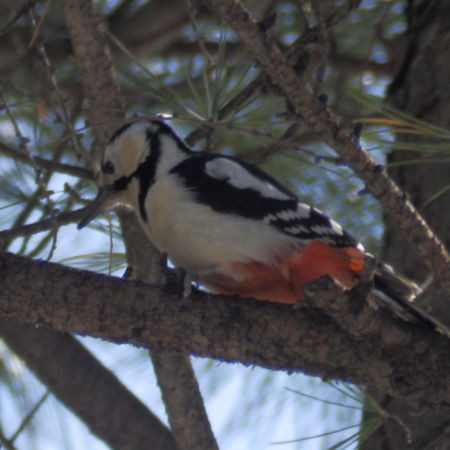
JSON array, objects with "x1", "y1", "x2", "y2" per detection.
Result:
[
  {"x1": 117, "y1": 131, "x2": 146, "y2": 175},
  {"x1": 104, "y1": 122, "x2": 151, "y2": 177},
  {"x1": 205, "y1": 158, "x2": 291, "y2": 201}
]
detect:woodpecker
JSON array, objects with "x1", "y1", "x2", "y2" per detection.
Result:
[{"x1": 78, "y1": 120, "x2": 448, "y2": 335}]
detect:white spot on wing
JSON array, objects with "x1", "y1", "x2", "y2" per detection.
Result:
[
  {"x1": 310, "y1": 225, "x2": 334, "y2": 235},
  {"x1": 205, "y1": 158, "x2": 291, "y2": 201},
  {"x1": 296, "y1": 203, "x2": 312, "y2": 218},
  {"x1": 276, "y1": 209, "x2": 301, "y2": 221},
  {"x1": 284, "y1": 225, "x2": 309, "y2": 234},
  {"x1": 263, "y1": 213, "x2": 277, "y2": 223},
  {"x1": 329, "y1": 219, "x2": 344, "y2": 235},
  {"x1": 263, "y1": 204, "x2": 311, "y2": 224}
]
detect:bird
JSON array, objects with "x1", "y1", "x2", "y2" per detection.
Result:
[{"x1": 78, "y1": 119, "x2": 448, "y2": 335}]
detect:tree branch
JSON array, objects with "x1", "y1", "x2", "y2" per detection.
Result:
[
  {"x1": 0, "y1": 208, "x2": 88, "y2": 244},
  {"x1": 63, "y1": 0, "x2": 124, "y2": 156},
  {"x1": 1, "y1": 251, "x2": 450, "y2": 408},
  {"x1": 0, "y1": 321, "x2": 177, "y2": 450},
  {"x1": 63, "y1": 1, "x2": 218, "y2": 447},
  {"x1": 0, "y1": 142, "x2": 94, "y2": 180},
  {"x1": 152, "y1": 350, "x2": 219, "y2": 450}
]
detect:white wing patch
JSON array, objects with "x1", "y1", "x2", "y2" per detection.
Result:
[
  {"x1": 329, "y1": 219, "x2": 344, "y2": 235},
  {"x1": 263, "y1": 203, "x2": 311, "y2": 224},
  {"x1": 296, "y1": 202, "x2": 312, "y2": 218},
  {"x1": 311, "y1": 225, "x2": 336, "y2": 235},
  {"x1": 277, "y1": 207, "x2": 307, "y2": 221},
  {"x1": 205, "y1": 158, "x2": 291, "y2": 201},
  {"x1": 284, "y1": 224, "x2": 310, "y2": 234}
]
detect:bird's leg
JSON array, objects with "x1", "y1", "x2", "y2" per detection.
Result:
[
  {"x1": 122, "y1": 265, "x2": 135, "y2": 280},
  {"x1": 182, "y1": 271, "x2": 194, "y2": 299},
  {"x1": 182, "y1": 267, "x2": 218, "y2": 299}
]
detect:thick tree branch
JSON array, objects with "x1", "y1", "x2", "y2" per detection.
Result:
[
  {"x1": 63, "y1": 1, "x2": 218, "y2": 448},
  {"x1": 1, "y1": 252, "x2": 450, "y2": 408},
  {"x1": 0, "y1": 322, "x2": 177, "y2": 450},
  {"x1": 152, "y1": 350, "x2": 219, "y2": 450},
  {"x1": 63, "y1": 0, "x2": 124, "y2": 155},
  {"x1": 208, "y1": 0, "x2": 450, "y2": 285}
]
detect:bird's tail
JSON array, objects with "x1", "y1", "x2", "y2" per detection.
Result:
[{"x1": 371, "y1": 262, "x2": 450, "y2": 337}]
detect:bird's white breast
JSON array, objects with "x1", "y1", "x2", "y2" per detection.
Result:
[{"x1": 141, "y1": 174, "x2": 298, "y2": 272}]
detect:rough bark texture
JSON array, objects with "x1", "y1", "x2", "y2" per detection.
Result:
[
  {"x1": 362, "y1": 1, "x2": 450, "y2": 449},
  {"x1": 152, "y1": 350, "x2": 219, "y2": 450},
  {"x1": 1, "y1": 251, "x2": 450, "y2": 410},
  {"x1": 63, "y1": 0, "x2": 124, "y2": 156}
]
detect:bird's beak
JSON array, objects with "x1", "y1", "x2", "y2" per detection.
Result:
[{"x1": 77, "y1": 186, "x2": 116, "y2": 230}]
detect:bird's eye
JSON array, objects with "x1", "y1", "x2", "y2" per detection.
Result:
[{"x1": 102, "y1": 161, "x2": 115, "y2": 174}]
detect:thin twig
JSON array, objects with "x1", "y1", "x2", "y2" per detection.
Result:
[
  {"x1": 186, "y1": 0, "x2": 215, "y2": 64},
  {"x1": 185, "y1": 2, "x2": 362, "y2": 147},
  {"x1": 28, "y1": 0, "x2": 52, "y2": 48},
  {"x1": 0, "y1": 208, "x2": 88, "y2": 244},
  {"x1": 310, "y1": 1, "x2": 329, "y2": 91},
  {"x1": 0, "y1": 142, "x2": 94, "y2": 180},
  {"x1": 0, "y1": 427, "x2": 17, "y2": 450},
  {"x1": 9, "y1": 391, "x2": 50, "y2": 444},
  {"x1": 29, "y1": 6, "x2": 83, "y2": 160},
  {"x1": 0, "y1": 0, "x2": 37, "y2": 37}
]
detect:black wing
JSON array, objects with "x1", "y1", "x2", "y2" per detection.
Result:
[{"x1": 170, "y1": 153, "x2": 358, "y2": 247}]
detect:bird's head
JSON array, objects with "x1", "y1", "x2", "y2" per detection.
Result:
[{"x1": 78, "y1": 120, "x2": 190, "y2": 229}]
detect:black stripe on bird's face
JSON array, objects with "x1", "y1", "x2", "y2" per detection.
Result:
[{"x1": 131, "y1": 128, "x2": 162, "y2": 222}]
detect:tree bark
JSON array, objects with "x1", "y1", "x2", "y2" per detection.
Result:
[
  {"x1": 1, "y1": 251, "x2": 450, "y2": 409},
  {"x1": 362, "y1": 1, "x2": 450, "y2": 449}
]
